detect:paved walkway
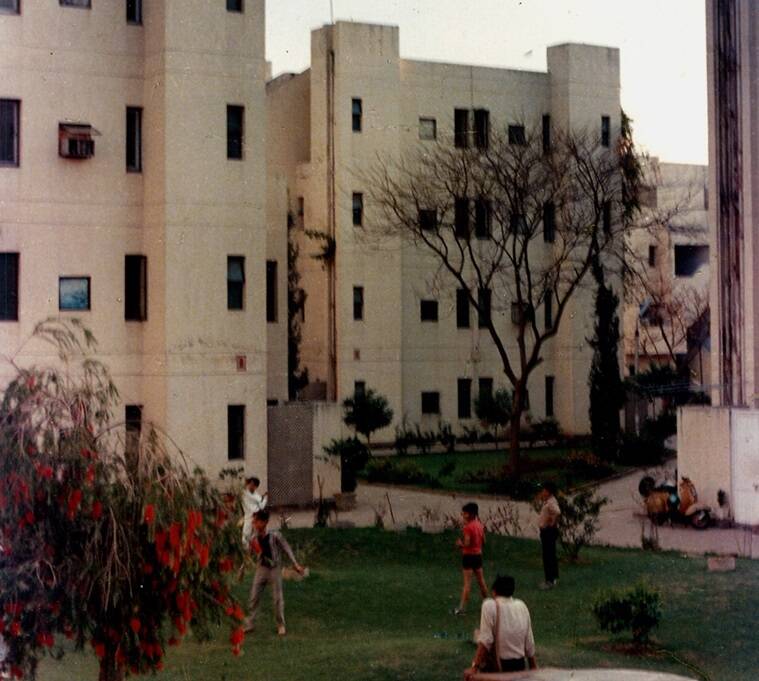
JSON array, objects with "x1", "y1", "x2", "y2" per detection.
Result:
[{"x1": 276, "y1": 464, "x2": 759, "y2": 559}]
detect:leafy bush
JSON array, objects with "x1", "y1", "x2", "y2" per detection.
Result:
[
  {"x1": 436, "y1": 421, "x2": 457, "y2": 453},
  {"x1": 526, "y1": 418, "x2": 562, "y2": 446},
  {"x1": 411, "y1": 425, "x2": 437, "y2": 455},
  {"x1": 567, "y1": 450, "x2": 615, "y2": 480},
  {"x1": 557, "y1": 488, "x2": 608, "y2": 561},
  {"x1": 343, "y1": 388, "x2": 393, "y2": 445},
  {"x1": 618, "y1": 429, "x2": 671, "y2": 467},
  {"x1": 456, "y1": 467, "x2": 540, "y2": 500},
  {"x1": 362, "y1": 458, "x2": 440, "y2": 488},
  {"x1": 474, "y1": 388, "x2": 513, "y2": 445},
  {"x1": 592, "y1": 583, "x2": 662, "y2": 644},
  {"x1": 393, "y1": 418, "x2": 415, "y2": 456},
  {"x1": 437, "y1": 460, "x2": 456, "y2": 478},
  {"x1": 323, "y1": 437, "x2": 370, "y2": 493},
  {"x1": 457, "y1": 425, "x2": 481, "y2": 446}
]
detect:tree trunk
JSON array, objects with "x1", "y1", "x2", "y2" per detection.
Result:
[{"x1": 98, "y1": 650, "x2": 125, "y2": 681}]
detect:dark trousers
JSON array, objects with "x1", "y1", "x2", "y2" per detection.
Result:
[
  {"x1": 540, "y1": 526, "x2": 559, "y2": 583},
  {"x1": 500, "y1": 658, "x2": 526, "y2": 672}
]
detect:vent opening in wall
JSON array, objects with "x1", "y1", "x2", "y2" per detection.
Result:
[{"x1": 59, "y1": 123, "x2": 99, "y2": 159}]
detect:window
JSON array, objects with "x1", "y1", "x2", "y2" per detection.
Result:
[
  {"x1": 59, "y1": 277, "x2": 90, "y2": 311},
  {"x1": 227, "y1": 256, "x2": 245, "y2": 310},
  {"x1": 601, "y1": 115, "x2": 611, "y2": 147},
  {"x1": 126, "y1": 107, "x2": 142, "y2": 172},
  {"x1": 352, "y1": 98, "x2": 362, "y2": 132},
  {"x1": 125, "y1": 255, "x2": 147, "y2": 321},
  {"x1": 266, "y1": 260, "x2": 277, "y2": 322},
  {"x1": 60, "y1": 0, "x2": 90, "y2": 7},
  {"x1": 454, "y1": 197, "x2": 470, "y2": 238},
  {"x1": 543, "y1": 202, "x2": 555, "y2": 243},
  {"x1": 544, "y1": 293, "x2": 553, "y2": 329},
  {"x1": 126, "y1": 0, "x2": 142, "y2": 23},
  {"x1": 0, "y1": 0, "x2": 19, "y2": 14},
  {"x1": 419, "y1": 117, "x2": 437, "y2": 141},
  {"x1": 297, "y1": 196, "x2": 305, "y2": 218},
  {"x1": 510, "y1": 213, "x2": 529, "y2": 235},
  {"x1": 454, "y1": 108, "x2": 469, "y2": 148},
  {"x1": 421, "y1": 391, "x2": 440, "y2": 415},
  {"x1": 227, "y1": 105, "x2": 244, "y2": 159},
  {"x1": 602, "y1": 201, "x2": 612, "y2": 233},
  {"x1": 511, "y1": 301, "x2": 534, "y2": 325},
  {"x1": 474, "y1": 197, "x2": 491, "y2": 239},
  {"x1": 0, "y1": 253, "x2": 19, "y2": 321},
  {"x1": 227, "y1": 405, "x2": 245, "y2": 460},
  {"x1": 353, "y1": 286, "x2": 364, "y2": 321},
  {"x1": 508, "y1": 124, "x2": 526, "y2": 145},
  {"x1": 545, "y1": 376, "x2": 555, "y2": 418},
  {"x1": 418, "y1": 209, "x2": 437, "y2": 231},
  {"x1": 648, "y1": 245, "x2": 657, "y2": 268},
  {"x1": 352, "y1": 192, "x2": 363, "y2": 226},
  {"x1": 226, "y1": 0, "x2": 243, "y2": 11},
  {"x1": 125, "y1": 403, "x2": 142, "y2": 447},
  {"x1": 456, "y1": 288, "x2": 470, "y2": 328},
  {"x1": 478, "y1": 377, "x2": 493, "y2": 404},
  {"x1": 420, "y1": 299, "x2": 438, "y2": 322},
  {"x1": 477, "y1": 288, "x2": 491, "y2": 328},
  {"x1": 674, "y1": 245, "x2": 709, "y2": 277},
  {"x1": 0, "y1": 99, "x2": 20, "y2": 166},
  {"x1": 59, "y1": 123, "x2": 95, "y2": 159},
  {"x1": 542, "y1": 114, "x2": 551, "y2": 153},
  {"x1": 457, "y1": 378, "x2": 472, "y2": 419},
  {"x1": 354, "y1": 381, "x2": 366, "y2": 398},
  {"x1": 473, "y1": 109, "x2": 489, "y2": 149}
]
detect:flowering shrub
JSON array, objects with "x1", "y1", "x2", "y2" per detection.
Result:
[{"x1": 0, "y1": 321, "x2": 245, "y2": 681}]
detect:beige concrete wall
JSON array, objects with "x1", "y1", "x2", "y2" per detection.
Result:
[
  {"x1": 311, "y1": 401, "x2": 345, "y2": 498},
  {"x1": 0, "y1": 2, "x2": 268, "y2": 480}
]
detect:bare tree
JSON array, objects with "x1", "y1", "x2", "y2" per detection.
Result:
[{"x1": 365, "y1": 125, "x2": 625, "y2": 476}]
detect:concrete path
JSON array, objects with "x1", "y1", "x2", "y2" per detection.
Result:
[{"x1": 275, "y1": 464, "x2": 759, "y2": 559}]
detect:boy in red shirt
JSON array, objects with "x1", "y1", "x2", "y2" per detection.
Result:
[{"x1": 454, "y1": 502, "x2": 487, "y2": 615}]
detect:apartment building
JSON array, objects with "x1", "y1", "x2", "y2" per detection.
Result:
[
  {"x1": 0, "y1": 1, "x2": 269, "y2": 478},
  {"x1": 623, "y1": 161, "x2": 710, "y2": 384},
  {"x1": 267, "y1": 22, "x2": 621, "y2": 438}
]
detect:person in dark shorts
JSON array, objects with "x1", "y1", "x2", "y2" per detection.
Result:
[
  {"x1": 454, "y1": 502, "x2": 487, "y2": 615},
  {"x1": 537, "y1": 481, "x2": 561, "y2": 589}
]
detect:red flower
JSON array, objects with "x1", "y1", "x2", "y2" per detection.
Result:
[
  {"x1": 130, "y1": 618, "x2": 141, "y2": 634},
  {"x1": 85, "y1": 465, "x2": 96, "y2": 485},
  {"x1": 232, "y1": 645, "x2": 241, "y2": 657},
  {"x1": 116, "y1": 647, "x2": 127, "y2": 665},
  {"x1": 231, "y1": 604, "x2": 245, "y2": 621},
  {"x1": 10, "y1": 621, "x2": 21, "y2": 636},
  {"x1": 91, "y1": 501, "x2": 103, "y2": 520},
  {"x1": 24, "y1": 511, "x2": 34, "y2": 525},
  {"x1": 218, "y1": 557, "x2": 233, "y2": 573},
  {"x1": 94, "y1": 642, "x2": 106, "y2": 659},
  {"x1": 168, "y1": 522, "x2": 181, "y2": 549},
  {"x1": 230, "y1": 627, "x2": 244, "y2": 646},
  {"x1": 67, "y1": 489, "x2": 83, "y2": 519},
  {"x1": 198, "y1": 544, "x2": 210, "y2": 568},
  {"x1": 143, "y1": 505, "x2": 155, "y2": 525},
  {"x1": 36, "y1": 632, "x2": 54, "y2": 648}
]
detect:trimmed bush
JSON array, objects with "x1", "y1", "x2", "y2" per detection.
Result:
[
  {"x1": 557, "y1": 488, "x2": 608, "y2": 561},
  {"x1": 363, "y1": 458, "x2": 440, "y2": 488},
  {"x1": 592, "y1": 583, "x2": 662, "y2": 644}
]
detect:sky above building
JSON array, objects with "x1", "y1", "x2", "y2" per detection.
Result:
[{"x1": 267, "y1": 0, "x2": 707, "y2": 165}]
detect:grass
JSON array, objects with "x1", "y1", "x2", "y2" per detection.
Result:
[
  {"x1": 37, "y1": 528, "x2": 757, "y2": 681},
  {"x1": 361, "y1": 447, "x2": 631, "y2": 496}
]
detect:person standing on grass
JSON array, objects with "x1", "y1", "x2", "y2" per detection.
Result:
[
  {"x1": 464, "y1": 575, "x2": 537, "y2": 677},
  {"x1": 537, "y1": 481, "x2": 561, "y2": 589},
  {"x1": 454, "y1": 502, "x2": 488, "y2": 615},
  {"x1": 243, "y1": 509, "x2": 305, "y2": 636}
]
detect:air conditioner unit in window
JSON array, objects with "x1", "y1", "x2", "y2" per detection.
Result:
[{"x1": 59, "y1": 123, "x2": 99, "y2": 159}]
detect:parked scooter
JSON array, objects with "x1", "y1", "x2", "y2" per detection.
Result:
[{"x1": 638, "y1": 475, "x2": 712, "y2": 529}]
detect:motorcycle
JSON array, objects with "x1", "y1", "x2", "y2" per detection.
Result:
[{"x1": 638, "y1": 475, "x2": 713, "y2": 529}]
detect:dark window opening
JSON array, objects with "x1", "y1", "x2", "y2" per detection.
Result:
[
  {"x1": 227, "y1": 405, "x2": 245, "y2": 460},
  {"x1": 419, "y1": 209, "x2": 437, "y2": 231},
  {"x1": 420, "y1": 299, "x2": 438, "y2": 322},
  {"x1": 477, "y1": 288, "x2": 491, "y2": 328},
  {"x1": 508, "y1": 124, "x2": 526, "y2": 145},
  {"x1": 266, "y1": 260, "x2": 278, "y2": 323},
  {"x1": 602, "y1": 201, "x2": 612, "y2": 233},
  {"x1": 227, "y1": 256, "x2": 245, "y2": 310},
  {"x1": 227, "y1": 105, "x2": 244, "y2": 159},
  {"x1": 352, "y1": 192, "x2": 363, "y2": 226},
  {"x1": 126, "y1": 106, "x2": 142, "y2": 172},
  {"x1": 511, "y1": 301, "x2": 534, "y2": 325},
  {"x1": 354, "y1": 381, "x2": 366, "y2": 398},
  {"x1": 543, "y1": 201, "x2": 555, "y2": 243},
  {"x1": 125, "y1": 404, "x2": 142, "y2": 456},
  {"x1": 601, "y1": 115, "x2": 611, "y2": 147},
  {"x1": 125, "y1": 255, "x2": 147, "y2": 321},
  {"x1": 226, "y1": 0, "x2": 243, "y2": 11},
  {"x1": 60, "y1": 0, "x2": 90, "y2": 7},
  {"x1": 648, "y1": 245, "x2": 657, "y2": 267},
  {"x1": 0, "y1": 253, "x2": 19, "y2": 321},
  {"x1": 674, "y1": 244, "x2": 709, "y2": 277},
  {"x1": 59, "y1": 277, "x2": 90, "y2": 311},
  {"x1": 0, "y1": 0, "x2": 20, "y2": 14},
  {"x1": 454, "y1": 108, "x2": 469, "y2": 148},
  {"x1": 473, "y1": 109, "x2": 489, "y2": 149},
  {"x1": 454, "y1": 197, "x2": 470, "y2": 238},
  {"x1": 544, "y1": 294, "x2": 553, "y2": 329},
  {"x1": 456, "y1": 289, "x2": 470, "y2": 329},
  {"x1": 545, "y1": 376, "x2": 555, "y2": 418},
  {"x1": 0, "y1": 99, "x2": 20, "y2": 166},
  {"x1": 542, "y1": 114, "x2": 551, "y2": 153},
  {"x1": 475, "y1": 197, "x2": 491, "y2": 239},
  {"x1": 127, "y1": 0, "x2": 142, "y2": 23},
  {"x1": 421, "y1": 391, "x2": 440, "y2": 415},
  {"x1": 457, "y1": 378, "x2": 471, "y2": 419},
  {"x1": 353, "y1": 286, "x2": 364, "y2": 321},
  {"x1": 478, "y1": 377, "x2": 493, "y2": 404},
  {"x1": 352, "y1": 98, "x2": 362, "y2": 132},
  {"x1": 510, "y1": 213, "x2": 529, "y2": 235}
]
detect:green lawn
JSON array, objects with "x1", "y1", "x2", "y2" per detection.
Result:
[
  {"x1": 38, "y1": 528, "x2": 754, "y2": 681},
  {"x1": 361, "y1": 447, "x2": 631, "y2": 496}
]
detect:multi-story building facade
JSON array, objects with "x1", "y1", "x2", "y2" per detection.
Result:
[
  {"x1": 267, "y1": 22, "x2": 621, "y2": 439},
  {"x1": 623, "y1": 161, "x2": 710, "y2": 384},
  {"x1": 0, "y1": 0, "x2": 269, "y2": 478}
]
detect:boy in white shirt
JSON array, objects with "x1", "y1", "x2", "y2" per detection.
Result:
[{"x1": 242, "y1": 476, "x2": 268, "y2": 546}]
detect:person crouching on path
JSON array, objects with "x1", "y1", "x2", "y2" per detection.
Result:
[
  {"x1": 464, "y1": 575, "x2": 537, "y2": 678},
  {"x1": 241, "y1": 476, "x2": 268, "y2": 546},
  {"x1": 537, "y1": 481, "x2": 561, "y2": 589},
  {"x1": 243, "y1": 509, "x2": 305, "y2": 636},
  {"x1": 454, "y1": 502, "x2": 487, "y2": 615}
]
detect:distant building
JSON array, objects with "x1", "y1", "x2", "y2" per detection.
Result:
[
  {"x1": 0, "y1": 1, "x2": 269, "y2": 478},
  {"x1": 267, "y1": 22, "x2": 622, "y2": 438}
]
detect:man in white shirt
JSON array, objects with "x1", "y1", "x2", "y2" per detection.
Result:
[
  {"x1": 242, "y1": 476, "x2": 268, "y2": 546},
  {"x1": 538, "y1": 481, "x2": 561, "y2": 589},
  {"x1": 465, "y1": 575, "x2": 537, "y2": 677}
]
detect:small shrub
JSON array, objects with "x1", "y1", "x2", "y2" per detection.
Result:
[
  {"x1": 567, "y1": 450, "x2": 615, "y2": 480},
  {"x1": 437, "y1": 421, "x2": 456, "y2": 453},
  {"x1": 557, "y1": 488, "x2": 608, "y2": 561},
  {"x1": 394, "y1": 418, "x2": 415, "y2": 456},
  {"x1": 592, "y1": 583, "x2": 662, "y2": 644},
  {"x1": 438, "y1": 459, "x2": 456, "y2": 478},
  {"x1": 527, "y1": 418, "x2": 561, "y2": 446},
  {"x1": 457, "y1": 425, "x2": 481, "y2": 446},
  {"x1": 363, "y1": 458, "x2": 440, "y2": 488},
  {"x1": 482, "y1": 503, "x2": 523, "y2": 536},
  {"x1": 411, "y1": 425, "x2": 437, "y2": 454},
  {"x1": 323, "y1": 437, "x2": 370, "y2": 493},
  {"x1": 456, "y1": 467, "x2": 540, "y2": 500}
]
